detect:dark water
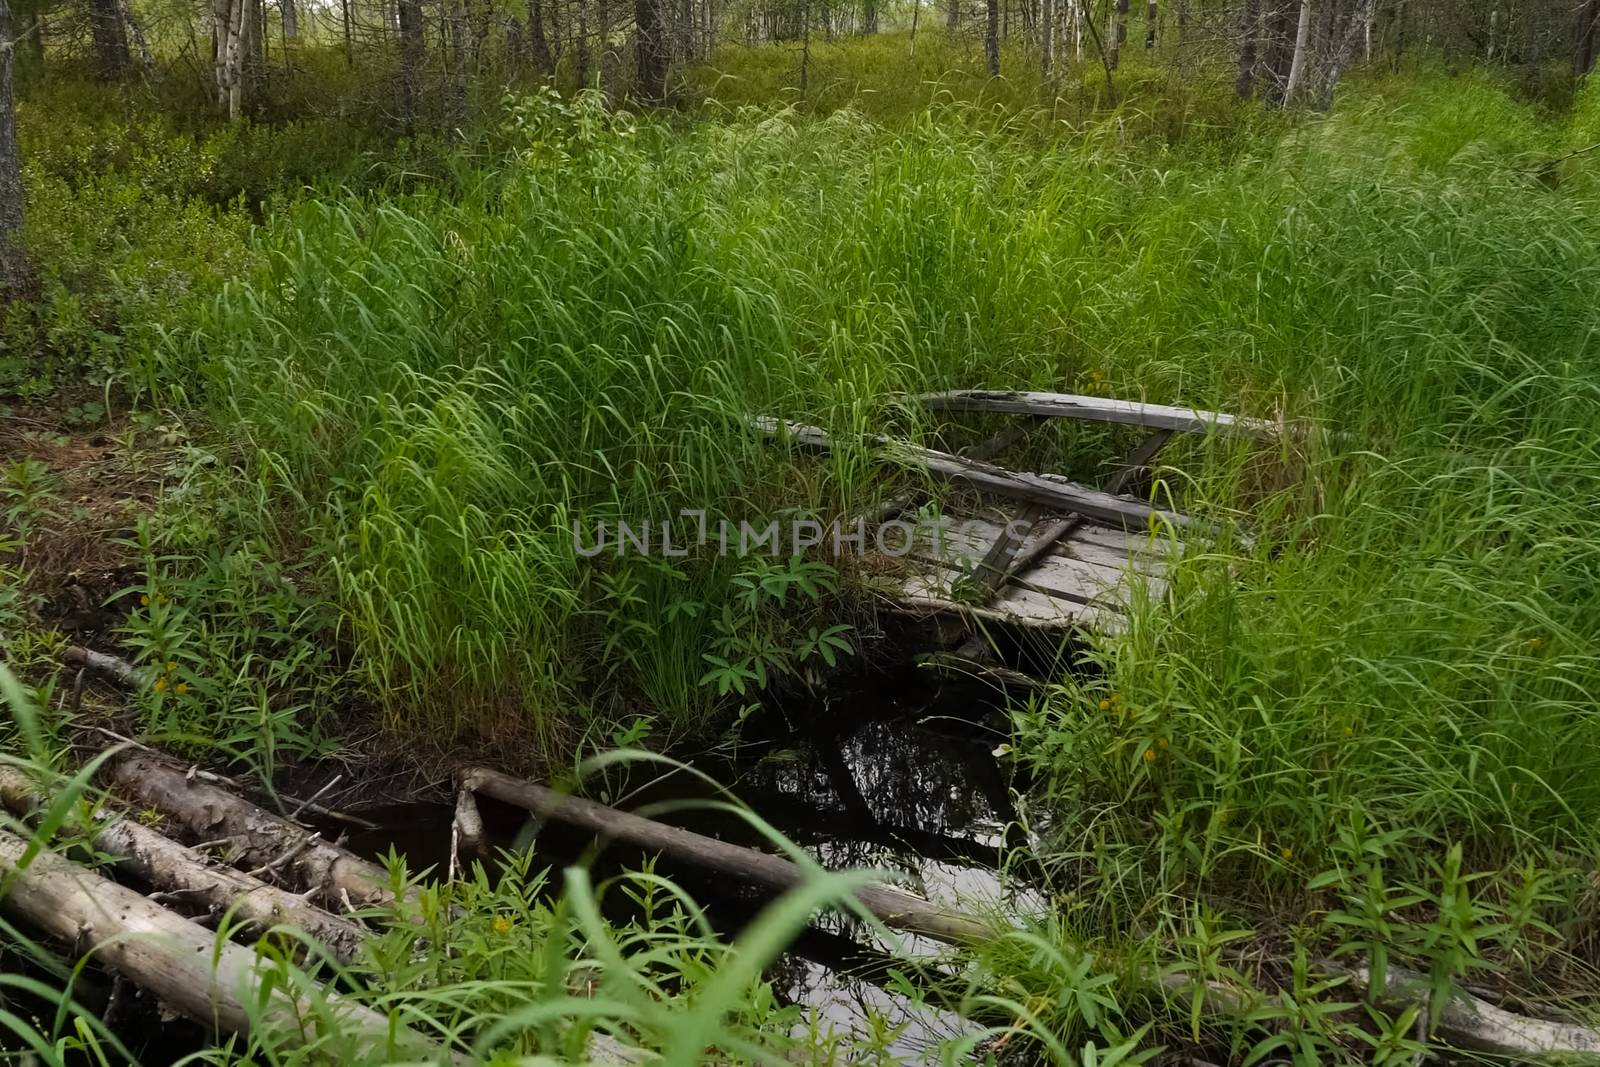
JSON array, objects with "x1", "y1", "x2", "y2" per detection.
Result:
[{"x1": 346, "y1": 664, "x2": 1044, "y2": 1056}]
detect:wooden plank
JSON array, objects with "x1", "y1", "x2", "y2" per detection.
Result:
[
  {"x1": 918, "y1": 390, "x2": 1283, "y2": 441},
  {"x1": 752, "y1": 417, "x2": 1203, "y2": 534},
  {"x1": 907, "y1": 516, "x2": 1161, "y2": 603},
  {"x1": 862, "y1": 416, "x2": 1041, "y2": 525},
  {"x1": 894, "y1": 574, "x2": 1127, "y2": 632},
  {"x1": 1004, "y1": 427, "x2": 1174, "y2": 588},
  {"x1": 1066, "y1": 521, "x2": 1180, "y2": 562}
]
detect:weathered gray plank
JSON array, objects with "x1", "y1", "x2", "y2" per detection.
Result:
[
  {"x1": 1004, "y1": 427, "x2": 1175, "y2": 585},
  {"x1": 752, "y1": 416, "x2": 1202, "y2": 534},
  {"x1": 918, "y1": 390, "x2": 1282, "y2": 440},
  {"x1": 894, "y1": 574, "x2": 1128, "y2": 632},
  {"x1": 908, "y1": 516, "x2": 1168, "y2": 606}
]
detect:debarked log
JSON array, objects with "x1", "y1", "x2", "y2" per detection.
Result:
[
  {"x1": 1336, "y1": 962, "x2": 1600, "y2": 1062},
  {"x1": 460, "y1": 766, "x2": 992, "y2": 946},
  {"x1": 0, "y1": 829, "x2": 449, "y2": 1062},
  {"x1": 0, "y1": 765, "x2": 366, "y2": 965},
  {"x1": 110, "y1": 754, "x2": 395, "y2": 912}
]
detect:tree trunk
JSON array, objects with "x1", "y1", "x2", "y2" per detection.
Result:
[
  {"x1": 1261, "y1": 0, "x2": 1295, "y2": 101},
  {"x1": 1236, "y1": 0, "x2": 1260, "y2": 95},
  {"x1": 213, "y1": 0, "x2": 249, "y2": 119},
  {"x1": 575, "y1": 0, "x2": 590, "y2": 87},
  {"x1": 1578, "y1": 0, "x2": 1599, "y2": 74},
  {"x1": 1283, "y1": 0, "x2": 1312, "y2": 104},
  {"x1": 1109, "y1": 0, "x2": 1128, "y2": 67},
  {"x1": 599, "y1": 0, "x2": 618, "y2": 100},
  {"x1": 527, "y1": 0, "x2": 554, "y2": 72},
  {"x1": 909, "y1": 0, "x2": 920, "y2": 53},
  {"x1": 398, "y1": 0, "x2": 424, "y2": 132},
  {"x1": 1145, "y1": 0, "x2": 1156, "y2": 47},
  {"x1": 341, "y1": 0, "x2": 353, "y2": 64},
  {"x1": 863, "y1": 0, "x2": 877, "y2": 33},
  {"x1": 947, "y1": 0, "x2": 958, "y2": 31},
  {"x1": 446, "y1": 0, "x2": 469, "y2": 128},
  {"x1": 86, "y1": 0, "x2": 130, "y2": 77},
  {"x1": 1041, "y1": 0, "x2": 1053, "y2": 78},
  {"x1": 985, "y1": 0, "x2": 1000, "y2": 71},
  {"x1": 1314, "y1": 0, "x2": 1372, "y2": 108},
  {"x1": 635, "y1": 0, "x2": 668, "y2": 100},
  {"x1": 0, "y1": 0, "x2": 23, "y2": 295},
  {"x1": 282, "y1": 0, "x2": 297, "y2": 38}
]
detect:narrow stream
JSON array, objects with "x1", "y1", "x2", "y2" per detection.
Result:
[{"x1": 345, "y1": 664, "x2": 1047, "y2": 1055}]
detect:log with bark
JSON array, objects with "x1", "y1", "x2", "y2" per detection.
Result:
[
  {"x1": 460, "y1": 766, "x2": 992, "y2": 946},
  {"x1": 0, "y1": 765, "x2": 366, "y2": 964},
  {"x1": 109, "y1": 754, "x2": 396, "y2": 912}
]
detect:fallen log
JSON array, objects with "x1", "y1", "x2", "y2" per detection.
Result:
[
  {"x1": 1337, "y1": 962, "x2": 1600, "y2": 1062},
  {"x1": 460, "y1": 766, "x2": 991, "y2": 946},
  {"x1": 110, "y1": 754, "x2": 395, "y2": 912},
  {"x1": 0, "y1": 766, "x2": 366, "y2": 965},
  {"x1": 0, "y1": 829, "x2": 447, "y2": 1062},
  {"x1": 63, "y1": 645, "x2": 149, "y2": 690}
]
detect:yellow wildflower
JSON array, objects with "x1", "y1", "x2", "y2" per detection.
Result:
[
  {"x1": 1143, "y1": 748, "x2": 1156, "y2": 763},
  {"x1": 1098, "y1": 699, "x2": 1112, "y2": 711},
  {"x1": 153, "y1": 676, "x2": 167, "y2": 692},
  {"x1": 139, "y1": 594, "x2": 150, "y2": 606},
  {"x1": 165, "y1": 661, "x2": 177, "y2": 673},
  {"x1": 1280, "y1": 846, "x2": 1293, "y2": 860},
  {"x1": 175, "y1": 682, "x2": 189, "y2": 695},
  {"x1": 492, "y1": 916, "x2": 512, "y2": 936}
]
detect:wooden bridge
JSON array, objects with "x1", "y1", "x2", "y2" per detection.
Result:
[{"x1": 757, "y1": 389, "x2": 1286, "y2": 641}]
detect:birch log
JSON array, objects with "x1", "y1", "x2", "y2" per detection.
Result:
[
  {"x1": 0, "y1": 766, "x2": 366, "y2": 964},
  {"x1": 0, "y1": 830, "x2": 445, "y2": 1060}
]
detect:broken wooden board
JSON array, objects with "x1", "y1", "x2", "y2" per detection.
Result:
[
  {"x1": 752, "y1": 416, "x2": 1204, "y2": 535},
  {"x1": 879, "y1": 510, "x2": 1178, "y2": 632},
  {"x1": 917, "y1": 390, "x2": 1284, "y2": 440}
]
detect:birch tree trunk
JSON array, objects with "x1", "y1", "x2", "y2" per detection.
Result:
[
  {"x1": 0, "y1": 831, "x2": 441, "y2": 1060},
  {"x1": 213, "y1": 0, "x2": 249, "y2": 120},
  {"x1": 1041, "y1": 0, "x2": 1053, "y2": 78},
  {"x1": 0, "y1": 0, "x2": 24, "y2": 293},
  {"x1": 1282, "y1": 0, "x2": 1311, "y2": 104},
  {"x1": 282, "y1": 0, "x2": 297, "y2": 38}
]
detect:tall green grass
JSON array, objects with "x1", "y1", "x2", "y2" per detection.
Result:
[{"x1": 147, "y1": 70, "x2": 1599, "y2": 746}]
